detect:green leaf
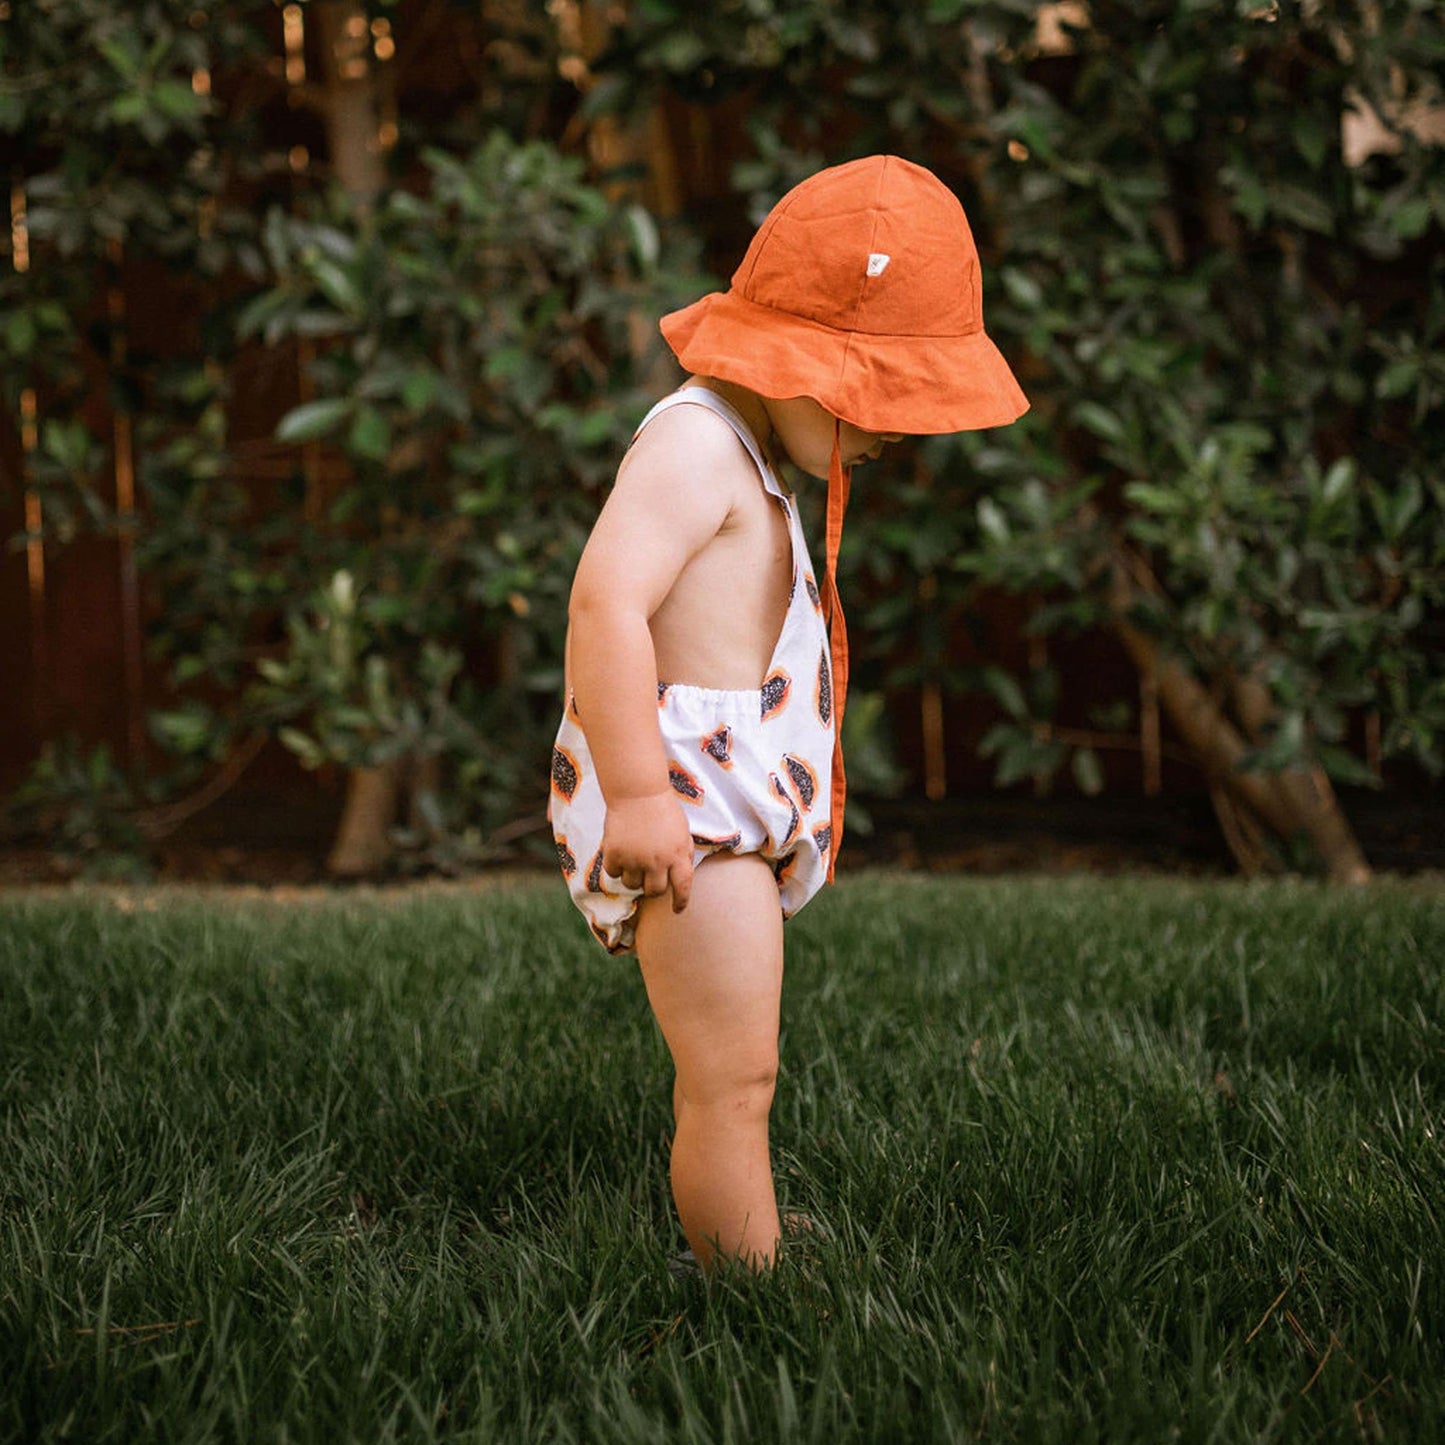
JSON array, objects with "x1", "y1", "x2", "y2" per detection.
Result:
[
  {"x1": 41, "y1": 419, "x2": 95, "y2": 471},
  {"x1": 305, "y1": 225, "x2": 359, "y2": 264},
  {"x1": 402, "y1": 368, "x2": 437, "y2": 412},
  {"x1": 331, "y1": 705, "x2": 377, "y2": 732},
  {"x1": 0, "y1": 93, "x2": 26, "y2": 135},
  {"x1": 109, "y1": 93, "x2": 150, "y2": 125},
  {"x1": 456, "y1": 489, "x2": 496, "y2": 516},
  {"x1": 984, "y1": 666, "x2": 1029, "y2": 721},
  {"x1": 977, "y1": 497, "x2": 1010, "y2": 544},
  {"x1": 1390, "y1": 197, "x2": 1432, "y2": 241},
  {"x1": 1222, "y1": 165, "x2": 1270, "y2": 230},
  {"x1": 153, "y1": 79, "x2": 203, "y2": 121},
  {"x1": 278, "y1": 726, "x2": 326, "y2": 769},
  {"x1": 1001, "y1": 268, "x2": 1043, "y2": 310},
  {"x1": 1291, "y1": 112, "x2": 1329, "y2": 171},
  {"x1": 994, "y1": 736, "x2": 1040, "y2": 789},
  {"x1": 5, "y1": 310, "x2": 36, "y2": 355},
  {"x1": 98, "y1": 37, "x2": 141, "y2": 78},
  {"x1": 1320, "y1": 458, "x2": 1355, "y2": 507},
  {"x1": 1123, "y1": 482, "x2": 1187, "y2": 514},
  {"x1": 1011, "y1": 112, "x2": 1060, "y2": 165},
  {"x1": 1073, "y1": 402, "x2": 1127, "y2": 445},
  {"x1": 310, "y1": 258, "x2": 363, "y2": 316},
  {"x1": 1315, "y1": 745, "x2": 1380, "y2": 789},
  {"x1": 348, "y1": 408, "x2": 391, "y2": 462},
  {"x1": 89, "y1": 745, "x2": 115, "y2": 791},
  {"x1": 650, "y1": 30, "x2": 710, "y2": 72},
  {"x1": 431, "y1": 375, "x2": 470, "y2": 422},
  {"x1": 576, "y1": 408, "x2": 615, "y2": 446},
  {"x1": 1390, "y1": 475, "x2": 1423, "y2": 538},
  {"x1": 1271, "y1": 184, "x2": 1335, "y2": 235},
  {"x1": 1238, "y1": 712, "x2": 1307, "y2": 773},
  {"x1": 276, "y1": 399, "x2": 349, "y2": 444},
  {"x1": 149, "y1": 707, "x2": 214, "y2": 755},
  {"x1": 485, "y1": 347, "x2": 525, "y2": 381},
  {"x1": 1072, "y1": 747, "x2": 1105, "y2": 796},
  {"x1": 236, "y1": 290, "x2": 291, "y2": 341},
  {"x1": 1377, "y1": 360, "x2": 1418, "y2": 400},
  {"x1": 625, "y1": 204, "x2": 660, "y2": 269}
]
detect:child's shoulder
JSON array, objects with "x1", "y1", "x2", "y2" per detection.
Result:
[{"x1": 617, "y1": 391, "x2": 763, "y2": 497}]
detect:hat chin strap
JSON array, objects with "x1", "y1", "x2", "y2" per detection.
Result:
[{"x1": 820, "y1": 422, "x2": 851, "y2": 881}]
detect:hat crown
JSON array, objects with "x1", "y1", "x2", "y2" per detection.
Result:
[
  {"x1": 656, "y1": 153, "x2": 1028, "y2": 436},
  {"x1": 733, "y1": 155, "x2": 982, "y2": 338}
]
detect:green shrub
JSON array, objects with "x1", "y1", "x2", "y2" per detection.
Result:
[
  {"x1": 221, "y1": 133, "x2": 701, "y2": 860},
  {"x1": 591, "y1": 0, "x2": 1445, "y2": 873}
]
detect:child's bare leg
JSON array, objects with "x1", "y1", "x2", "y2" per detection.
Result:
[{"x1": 636, "y1": 852, "x2": 783, "y2": 1271}]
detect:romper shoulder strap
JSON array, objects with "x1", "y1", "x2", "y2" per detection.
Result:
[{"x1": 630, "y1": 387, "x2": 787, "y2": 501}]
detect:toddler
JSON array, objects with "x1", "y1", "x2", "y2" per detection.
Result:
[{"x1": 549, "y1": 155, "x2": 1027, "y2": 1272}]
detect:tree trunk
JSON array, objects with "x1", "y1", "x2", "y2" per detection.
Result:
[
  {"x1": 1107, "y1": 550, "x2": 1370, "y2": 883},
  {"x1": 564, "y1": 0, "x2": 681, "y2": 395},
  {"x1": 1227, "y1": 666, "x2": 1371, "y2": 882},
  {"x1": 312, "y1": 2, "x2": 386, "y2": 205},
  {"x1": 310, "y1": 3, "x2": 411, "y2": 878},
  {"x1": 326, "y1": 760, "x2": 402, "y2": 876}
]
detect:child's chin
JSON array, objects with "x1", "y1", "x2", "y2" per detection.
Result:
[{"x1": 788, "y1": 455, "x2": 832, "y2": 481}]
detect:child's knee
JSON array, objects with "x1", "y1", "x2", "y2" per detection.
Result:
[{"x1": 694, "y1": 1060, "x2": 776, "y2": 1115}]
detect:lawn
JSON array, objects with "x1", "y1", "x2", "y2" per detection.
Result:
[{"x1": 1, "y1": 875, "x2": 1441, "y2": 1444}]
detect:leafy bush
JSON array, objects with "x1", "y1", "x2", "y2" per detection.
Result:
[
  {"x1": 213, "y1": 132, "x2": 700, "y2": 862},
  {"x1": 591, "y1": 0, "x2": 1445, "y2": 875},
  {"x1": 2, "y1": 738, "x2": 156, "y2": 881},
  {"x1": 4, "y1": 0, "x2": 702, "y2": 874},
  {"x1": 0, "y1": 0, "x2": 266, "y2": 541},
  {"x1": 4, "y1": 1, "x2": 1441, "y2": 879},
  {"x1": 968, "y1": 0, "x2": 1445, "y2": 788}
]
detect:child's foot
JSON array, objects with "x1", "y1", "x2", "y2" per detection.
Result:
[
  {"x1": 670, "y1": 1216, "x2": 824, "y2": 1280},
  {"x1": 668, "y1": 1247, "x2": 704, "y2": 1281},
  {"x1": 781, "y1": 1211, "x2": 826, "y2": 1239}
]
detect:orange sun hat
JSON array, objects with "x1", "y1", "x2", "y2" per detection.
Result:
[
  {"x1": 659, "y1": 155, "x2": 1029, "y2": 878},
  {"x1": 659, "y1": 153, "x2": 1028, "y2": 435}
]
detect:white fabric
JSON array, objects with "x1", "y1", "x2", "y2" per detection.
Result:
[{"x1": 550, "y1": 387, "x2": 836, "y2": 955}]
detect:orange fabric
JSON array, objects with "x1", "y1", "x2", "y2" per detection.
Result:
[
  {"x1": 821, "y1": 426, "x2": 851, "y2": 880},
  {"x1": 660, "y1": 155, "x2": 1029, "y2": 436}
]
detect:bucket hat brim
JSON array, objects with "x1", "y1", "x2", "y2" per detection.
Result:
[{"x1": 660, "y1": 288, "x2": 1029, "y2": 436}]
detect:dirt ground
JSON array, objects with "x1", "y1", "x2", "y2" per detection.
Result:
[{"x1": 2, "y1": 787, "x2": 1438, "y2": 892}]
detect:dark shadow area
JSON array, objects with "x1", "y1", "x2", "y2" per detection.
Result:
[{"x1": 0, "y1": 786, "x2": 1438, "y2": 887}]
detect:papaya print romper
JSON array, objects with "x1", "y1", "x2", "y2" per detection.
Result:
[{"x1": 549, "y1": 387, "x2": 835, "y2": 956}]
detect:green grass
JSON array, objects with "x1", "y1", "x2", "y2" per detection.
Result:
[{"x1": 1, "y1": 875, "x2": 1441, "y2": 1444}]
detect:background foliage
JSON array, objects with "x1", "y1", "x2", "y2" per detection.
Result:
[
  {"x1": 234, "y1": 134, "x2": 697, "y2": 870},
  {"x1": 2, "y1": 0, "x2": 1441, "y2": 879},
  {"x1": 591, "y1": 0, "x2": 1443, "y2": 877}
]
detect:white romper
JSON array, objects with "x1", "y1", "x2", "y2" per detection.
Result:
[{"x1": 549, "y1": 387, "x2": 836, "y2": 956}]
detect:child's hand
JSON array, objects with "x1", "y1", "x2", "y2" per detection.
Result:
[{"x1": 602, "y1": 793, "x2": 694, "y2": 912}]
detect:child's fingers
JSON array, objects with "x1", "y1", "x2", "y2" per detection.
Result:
[{"x1": 669, "y1": 855, "x2": 694, "y2": 913}]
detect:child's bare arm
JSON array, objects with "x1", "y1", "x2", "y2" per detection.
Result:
[{"x1": 568, "y1": 410, "x2": 738, "y2": 911}]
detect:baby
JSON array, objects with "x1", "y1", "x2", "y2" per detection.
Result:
[{"x1": 549, "y1": 155, "x2": 1028, "y2": 1272}]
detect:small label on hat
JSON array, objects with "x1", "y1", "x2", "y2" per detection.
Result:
[{"x1": 866, "y1": 252, "x2": 891, "y2": 277}]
